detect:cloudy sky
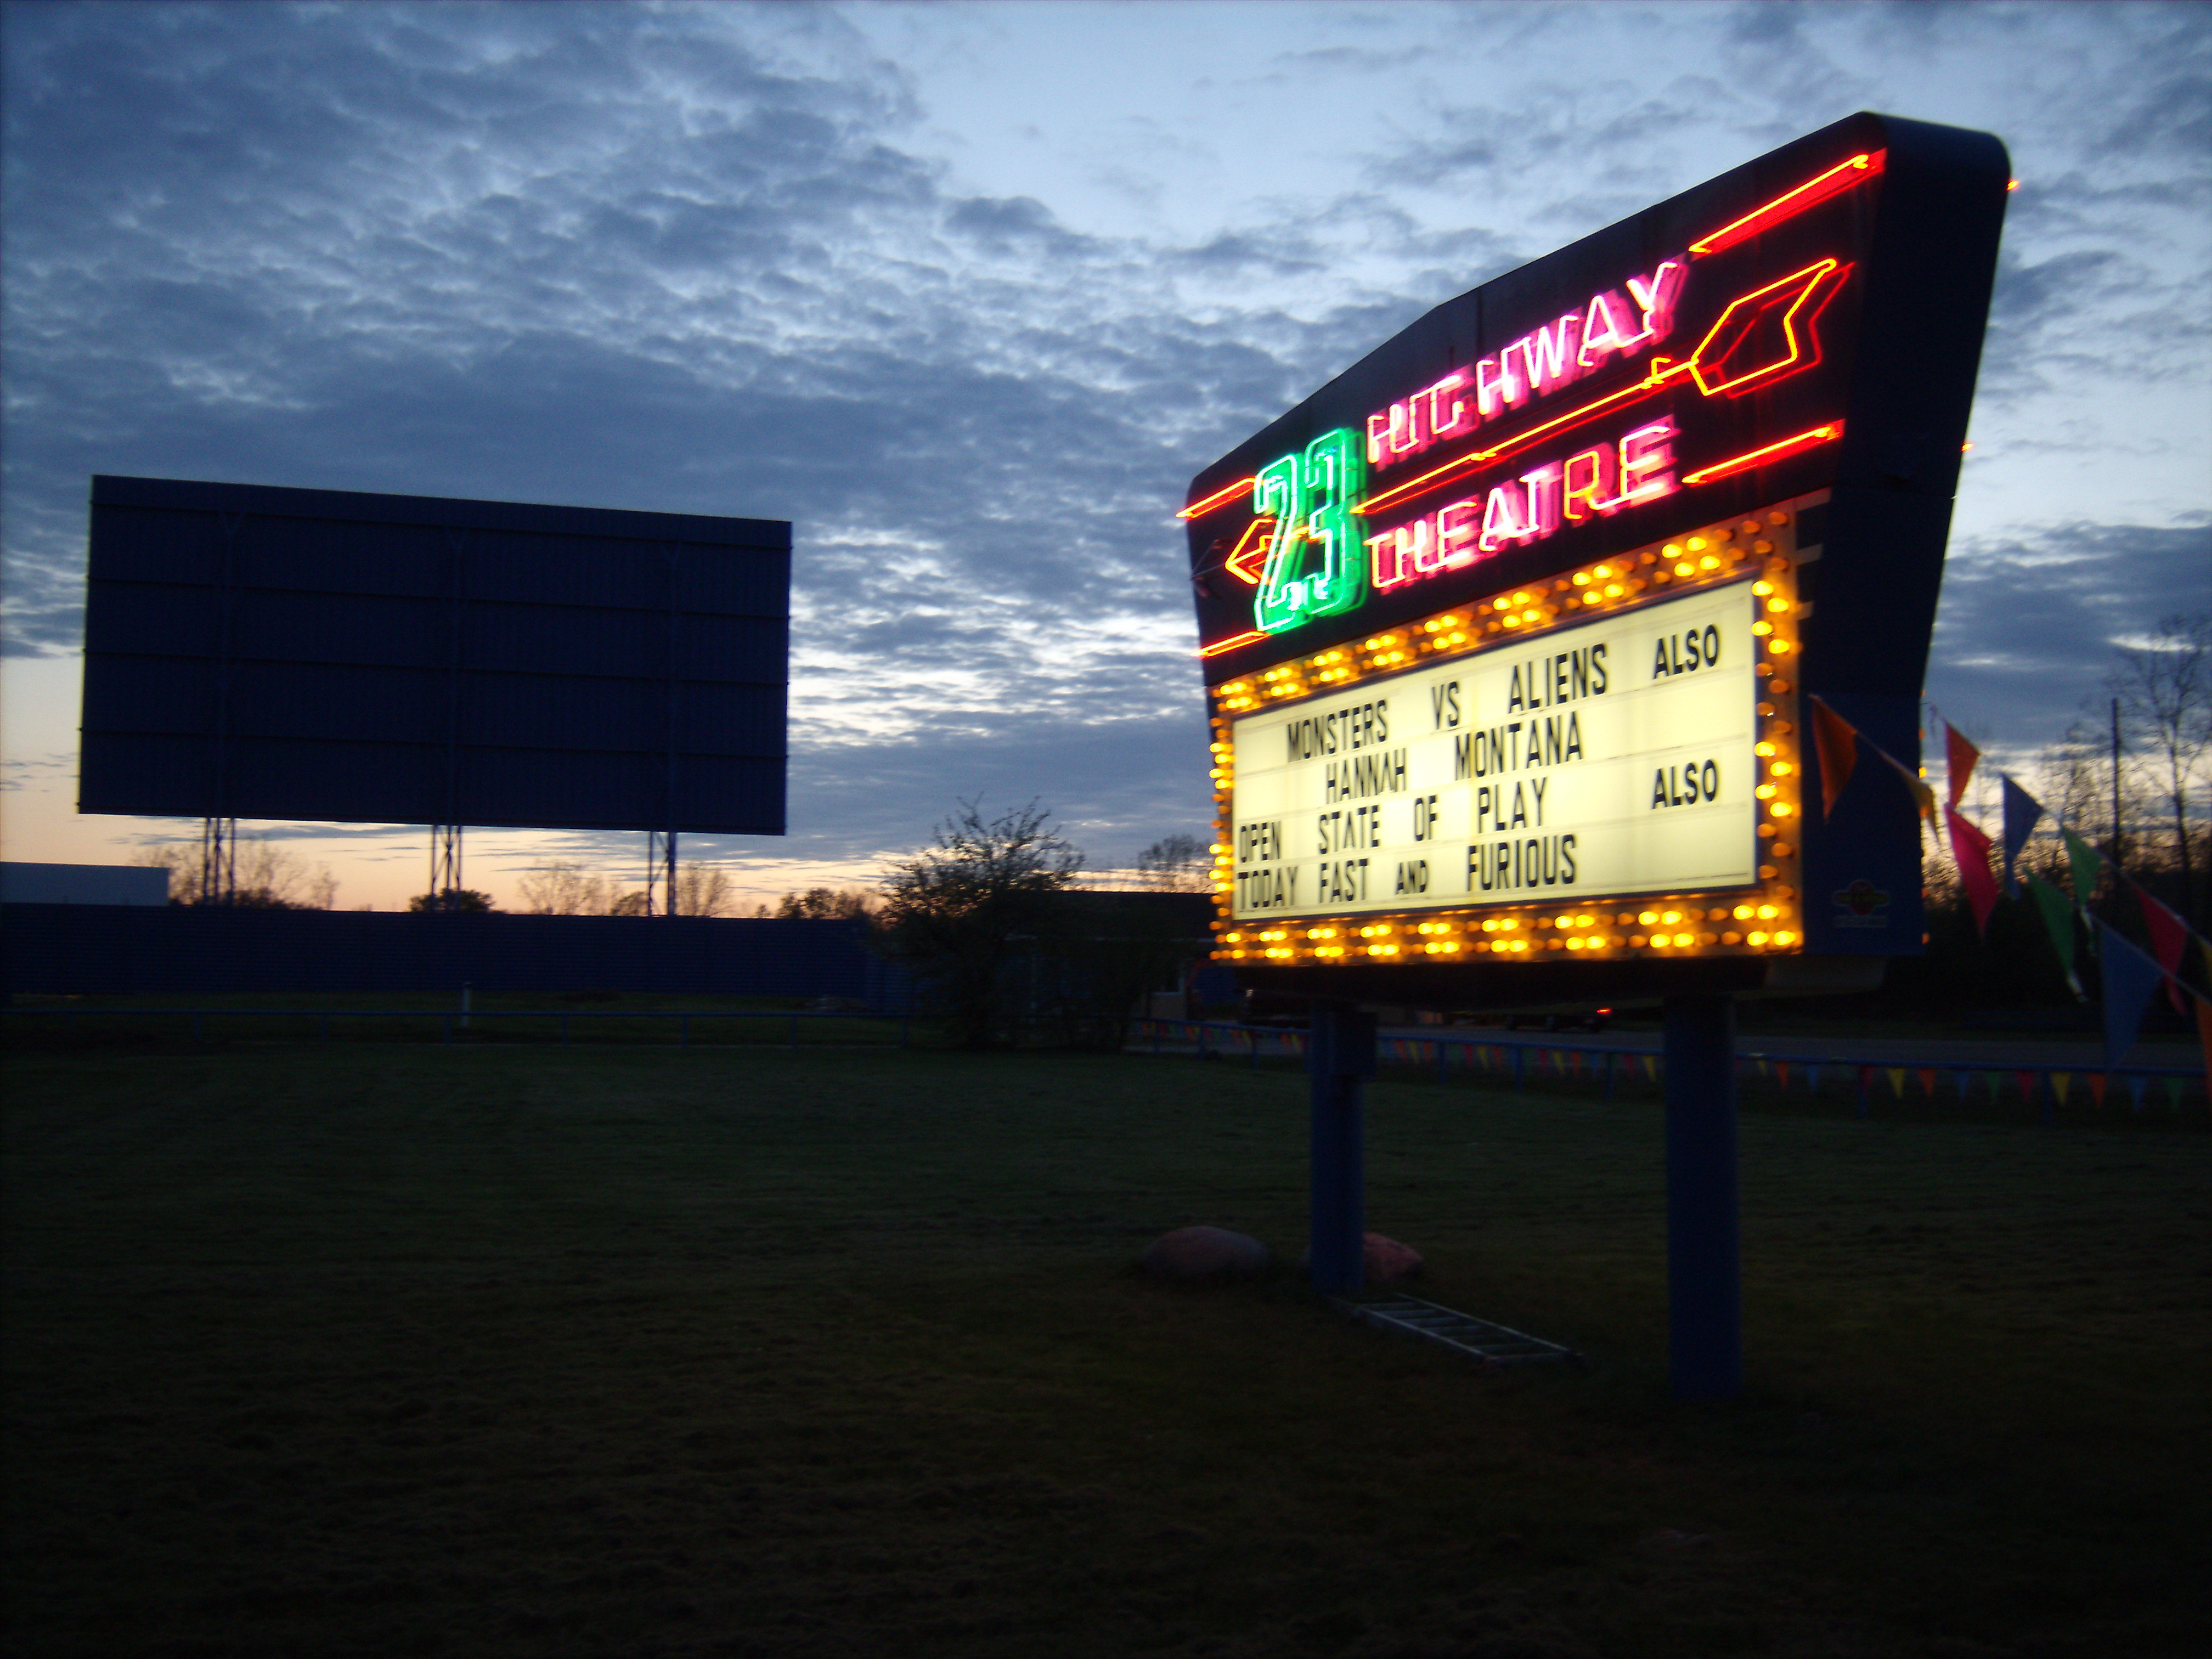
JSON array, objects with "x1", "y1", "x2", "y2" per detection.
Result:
[{"x1": 3, "y1": 0, "x2": 2207, "y2": 910}]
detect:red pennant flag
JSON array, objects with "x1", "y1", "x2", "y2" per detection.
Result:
[
  {"x1": 1776, "y1": 1061, "x2": 1790, "y2": 1088},
  {"x1": 2134, "y1": 885, "x2": 2193, "y2": 1014},
  {"x1": 1945, "y1": 809, "x2": 2001, "y2": 938},
  {"x1": 1944, "y1": 721, "x2": 1980, "y2": 811},
  {"x1": 1917, "y1": 1067, "x2": 1937, "y2": 1097},
  {"x1": 2016, "y1": 1070, "x2": 2038, "y2": 1104},
  {"x1": 2087, "y1": 1073, "x2": 2107, "y2": 1109},
  {"x1": 1809, "y1": 697, "x2": 1859, "y2": 818}
]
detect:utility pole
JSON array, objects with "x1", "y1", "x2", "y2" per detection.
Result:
[{"x1": 2109, "y1": 697, "x2": 2124, "y2": 873}]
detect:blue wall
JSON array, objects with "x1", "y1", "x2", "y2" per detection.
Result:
[{"x1": 2, "y1": 904, "x2": 888, "y2": 1001}]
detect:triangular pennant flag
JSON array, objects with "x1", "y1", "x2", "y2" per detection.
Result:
[
  {"x1": 1984, "y1": 1069, "x2": 2003, "y2": 1100},
  {"x1": 2063, "y1": 827, "x2": 2104, "y2": 909},
  {"x1": 1877, "y1": 746, "x2": 1938, "y2": 820},
  {"x1": 2126, "y1": 1073, "x2": 2147, "y2": 1111},
  {"x1": 2051, "y1": 1072, "x2": 2072, "y2": 1107},
  {"x1": 1953, "y1": 1069, "x2": 1971, "y2": 1099},
  {"x1": 2094, "y1": 917, "x2": 2165, "y2": 1071},
  {"x1": 2023, "y1": 870, "x2": 2085, "y2": 998},
  {"x1": 1945, "y1": 809, "x2": 2001, "y2": 938},
  {"x1": 1917, "y1": 1067, "x2": 1937, "y2": 1097},
  {"x1": 2016, "y1": 1070, "x2": 2038, "y2": 1104},
  {"x1": 2000, "y1": 777, "x2": 2044, "y2": 899},
  {"x1": 1944, "y1": 721, "x2": 1980, "y2": 811},
  {"x1": 1641, "y1": 1054, "x2": 1657, "y2": 1081},
  {"x1": 1809, "y1": 697, "x2": 1859, "y2": 818},
  {"x1": 2132, "y1": 886, "x2": 2192, "y2": 1014},
  {"x1": 2087, "y1": 1073, "x2": 2107, "y2": 1109},
  {"x1": 1776, "y1": 1061, "x2": 1789, "y2": 1089},
  {"x1": 1886, "y1": 1066, "x2": 1906, "y2": 1097},
  {"x1": 1803, "y1": 1063, "x2": 1820, "y2": 1093}
]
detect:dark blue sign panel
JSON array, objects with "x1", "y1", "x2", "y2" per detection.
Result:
[{"x1": 79, "y1": 477, "x2": 789, "y2": 834}]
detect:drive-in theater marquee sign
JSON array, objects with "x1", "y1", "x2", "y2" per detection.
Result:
[{"x1": 1184, "y1": 111, "x2": 2011, "y2": 1005}]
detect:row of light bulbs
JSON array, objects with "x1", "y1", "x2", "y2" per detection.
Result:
[{"x1": 1206, "y1": 506, "x2": 1810, "y2": 962}]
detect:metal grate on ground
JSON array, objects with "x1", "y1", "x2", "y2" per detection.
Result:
[{"x1": 1331, "y1": 1294, "x2": 1579, "y2": 1366}]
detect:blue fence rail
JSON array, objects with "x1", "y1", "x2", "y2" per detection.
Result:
[
  {"x1": 3, "y1": 1007, "x2": 911, "y2": 1049},
  {"x1": 0, "y1": 903, "x2": 890, "y2": 1001},
  {"x1": 1132, "y1": 1019, "x2": 2207, "y2": 1122}
]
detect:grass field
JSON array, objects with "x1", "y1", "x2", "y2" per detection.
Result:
[{"x1": 4, "y1": 1039, "x2": 2208, "y2": 1657}]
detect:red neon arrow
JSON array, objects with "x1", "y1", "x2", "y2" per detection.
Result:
[
  {"x1": 1686, "y1": 259, "x2": 1849, "y2": 398},
  {"x1": 1179, "y1": 476, "x2": 1257, "y2": 520},
  {"x1": 1221, "y1": 516, "x2": 1279, "y2": 585}
]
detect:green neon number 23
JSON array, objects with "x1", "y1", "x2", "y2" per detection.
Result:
[{"x1": 1254, "y1": 427, "x2": 1367, "y2": 635}]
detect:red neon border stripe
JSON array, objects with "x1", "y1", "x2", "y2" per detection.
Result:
[
  {"x1": 1690, "y1": 151, "x2": 1884, "y2": 257},
  {"x1": 1179, "y1": 476, "x2": 1257, "y2": 520},
  {"x1": 1199, "y1": 629, "x2": 1272, "y2": 658},
  {"x1": 1680, "y1": 421, "x2": 1844, "y2": 486}
]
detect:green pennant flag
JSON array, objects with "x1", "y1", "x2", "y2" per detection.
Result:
[
  {"x1": 2063, "y1": 826, "x2": 2104, "y2": 910},
  {"x1": 2023, "y1": 869, "x2": 2085, "y2": 998}
]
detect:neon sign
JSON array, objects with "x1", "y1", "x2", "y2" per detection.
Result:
[
  {"x1": 1253, "y1": 430, "x2": 1365, "y2": 633},
  {"x1": 1211, "y1": 232, "x2": 1865, "y2": 648},
  {"x1": 1364, "y1": 262, "x2": 1685, "y2": 469},
  {"x1": 1184, "y1": 111, "x2": 2013, "y2": 976},
  {"x1": 1368, "y1": 417, "x2": 1679, "y2": 594}
]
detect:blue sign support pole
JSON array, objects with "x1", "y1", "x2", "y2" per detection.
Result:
[
  {"x1": 1663, "y1": 992, "x2": 1741, "y2": 1399},
  {"x1": 1308, "y1": 1006, "x2": 1376, "y2": 1295}
]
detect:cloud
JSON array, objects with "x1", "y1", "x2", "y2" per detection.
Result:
[
  {"x1": 3, "y1": 0, "x2": 2208, "y2": 885},
  {"x1": 1926, "y1": 520, "x2": 2212, "y2": 749}
]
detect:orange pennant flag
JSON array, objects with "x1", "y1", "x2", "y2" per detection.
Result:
[
  {"x1": 1878, "y1": 748, "x2": 1938, "y2": 821},
  {"x1": 2088, "y1": 1073, "x2": 2107, "y2": 1109},
  {"x1": 1809, "y1": 697, "x2": 1859, "y2": 818},
  {"x1": 1944, "y1": 721, "x2": 1980, "y2": 811},
  {"x1": 1917, "y1": 1066, "x2": 1937, "y2": 1097}
]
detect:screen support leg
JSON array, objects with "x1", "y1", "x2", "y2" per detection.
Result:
[
  {"x1": 1664, "y1": 991, "x2": 1741, "y2": 1399},
  {"x1": 1308, "y1": 1004, "x2": 1376, "y2": 1295},
  {"x1": 428, "y1": 825, "x2": 463, "y2": 903},
  {"x1": 200, "y1": 817, "x2": 235, "y2": 905}
]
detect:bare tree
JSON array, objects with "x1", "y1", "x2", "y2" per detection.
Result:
[
  {"x1": 1133, "y1": 833, "x2": 1214, "y2": 894},
  {"x1": 670, "y1": 864, "x2": 734, "y2": 917},
  {"x1": 2108, "y1": 612, "x2": 2210, "y2": 922},
  {"x1": 879, "y1": 799, "x2": 1083, "y2": 1048},
  {"x1": 516, "y1": 859, "x2": 610, "y2": 916},
  {"x1": 131, "y1": 836, "x2": 338, "y2": 909}
]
